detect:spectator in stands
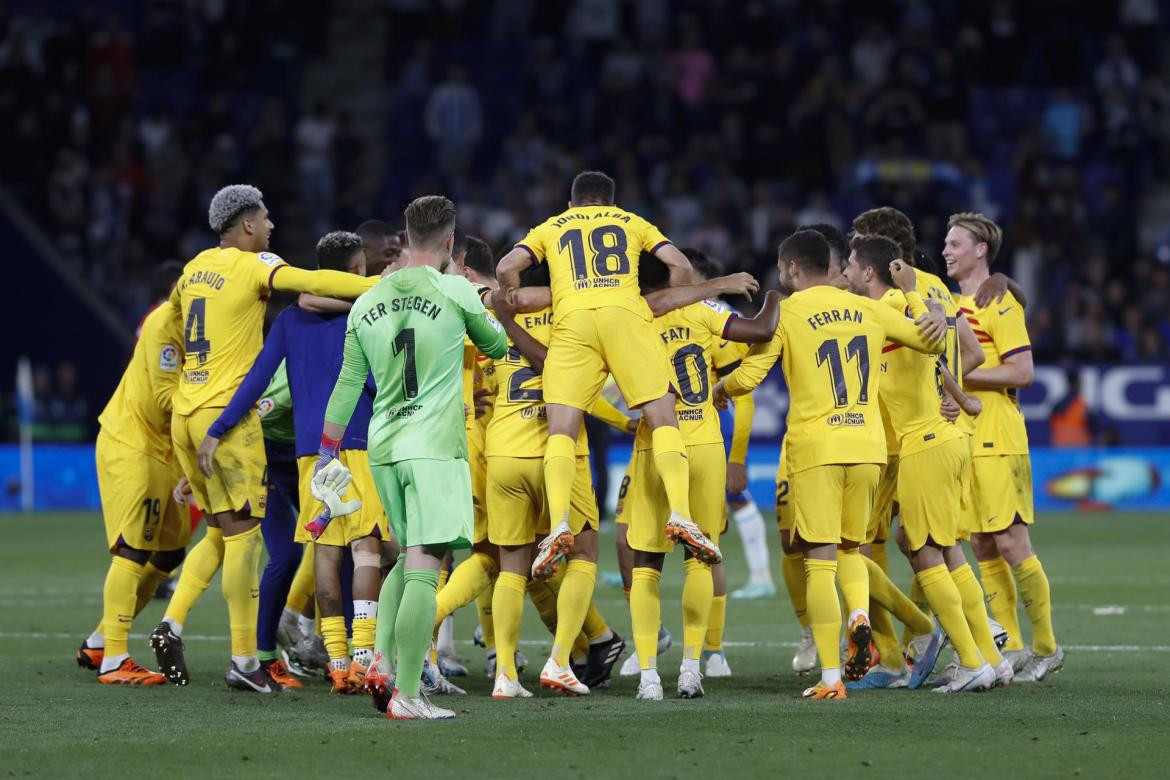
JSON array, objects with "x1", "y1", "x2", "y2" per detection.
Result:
[
  {"x1": 424, "y1": 64, "x2": 482, "y2": 174},
  {"x1": 294, "y1": 100, "x2": 336, "y2": 237}
]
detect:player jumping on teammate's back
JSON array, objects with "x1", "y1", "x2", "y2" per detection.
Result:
[{"x1": 317, "y1": 196, "x2": 508, "y2": 720}]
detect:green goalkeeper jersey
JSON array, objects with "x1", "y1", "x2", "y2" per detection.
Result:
[{"x1": 324, "y1": 265, "x2": 508, "y2": 464}]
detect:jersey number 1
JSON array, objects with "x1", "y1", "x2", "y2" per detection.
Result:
[
  {"x1": 816, "y1": 335, "x2": 869, "y2": 407},
  {"x1": 392, "y1": 328, "x2": 418, "y2": 400}
]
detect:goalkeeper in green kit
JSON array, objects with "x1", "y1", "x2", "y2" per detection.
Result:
[{"x1": 312, "y1": 195, "x2": 508, "y2": 720}]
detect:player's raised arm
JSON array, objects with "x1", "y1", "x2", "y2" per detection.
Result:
[
  {"x1": 717, "y1": 329, "x2": 784, "y2": 403},
  {"x1": 589, "y1": 394, "x2": 635, "y2": 433},
  {"x1": 956, "y1": 314, "x2": 985, "y2": 375},
  {"x1": 483, "y1": 284, "x2": 550, "y2": 314},
  {"x1": 653, "y1": 241, "x2": 694, "y2": 288},
  {"x1": 145, "y1": 306, "x2": 184, "y2": 416},
  {"x1": 496, "y1": 246, "x2": 534, "y2": 294},
  {"x1": 269, "y1": 263, "x2": 376, "y2": 300},
  {"x1": 973, "y1": 272, "x2": 1029, "y2": 310},
  {"x1": 645, "y1": 272, "x2": 761, "y2": 317},
  {"x1": 885, "y1": 260, "x2": 945, "y2": 354},
  {"x1": 722, "y1": 290, "x2": 782, "y2": 343},
  {"x1": 457, "y1": 283, "x2": 508, "y2": 360},
  {"x1": 492, "y1": 287, "x2": 548, "y2": 372}
]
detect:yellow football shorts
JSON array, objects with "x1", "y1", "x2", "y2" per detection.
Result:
[
  {"x1": 295, "y1": 451, "x2": 389, "y2": 546},
  {"x1": 543, "y1": 307, "x2": 670, "y2": 411},
  {"x1": 957, "y1": 434, "x2": 977, "y2": 540},
  {"x1": 171, "y1": 407, "x2": 267, "y2": 518},
  {"x1": 790, "y1": 463, "x2": 881, "y2": 546},
  {"x1": 774, "y1": 444, "x2": 793, "y2": 534},
  {"x1": 971, "y1": 453, "x2": 1035, "y2": 533},
  {"x1": 627, "y1": 442, "x2": 726, "y2": 554},
  {"x1": 486, "y1": 455, "x2": 598, "y2": 546},
  {"x1": 614, "y1": 458, "x2": 635, "y2": 527},
  {"x1": 96, "y1": 430, "x2": 191, "y2": 552},
  {"x1": 897, "y1": 439, "x2": 967, "y2": 552},
  {"x1": 866, "y1": 455, "x2": 900, "y2": 544},
  {"x1": 467, "y1": 421, "x2": 489, "y2": 544}
]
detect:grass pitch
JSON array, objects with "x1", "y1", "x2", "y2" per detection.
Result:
[{"x1": 1, "y1": 511, "x2": 1167, "y2": 778}]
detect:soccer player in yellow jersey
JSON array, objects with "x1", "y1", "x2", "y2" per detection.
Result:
[
  {"x1": 82, "y1": 273, "x2": 189, "y2": 685},
  {"x1": 148, "y1": 184, "x2": 379, "y2": 692},
  {"x1": 844, "y1": 235, "x2": 1007, "y2": 692},
  {"x1": 715, "y1": 230, "x2": 944, "y2": 700},
  {"x1": 945, "y1": 212, "x2": 1063, "y2": 681},
  {"x1": 496, "y1": 172, "x2": 718, "y2": 596}
]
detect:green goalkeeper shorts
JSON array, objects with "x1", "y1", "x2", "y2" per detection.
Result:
[{"x1": 371, "y1": 458, "x2": 474, "y2": 550}]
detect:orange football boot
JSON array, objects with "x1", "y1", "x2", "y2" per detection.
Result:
[
  {"x1": 801, "y1": 680, "x2": 848, "y2": 700},
  {"x1": 347, "y1": 659, "x2": 368, "y2": 689},
  {"x1": 329, "y1": 667, "x2": 356, "y2": 694},
  {"x1": 262, "y1": 659, "x2": 302, "y2": 689},
  {"x1": 97, "y1": 657, "x2": 166, "y2": 685},
  {"x1": 364, "y1": 652, "x2": 393, "y2": 713},
  {"x1": 76, "y1": 639, "x2": 104, "y2": 671},
  {"x1": 844, "y1": 614, "x2": 880, "y2": 681}
]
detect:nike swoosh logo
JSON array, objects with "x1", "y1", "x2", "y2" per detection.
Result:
[{"x1": 998, "y1": 308, "x2": 1011, "y2": 316}]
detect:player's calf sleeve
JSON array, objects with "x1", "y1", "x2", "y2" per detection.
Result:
[
  {"x1": 476, "y1": 582, "x2": 496, "y2": 649},
  {"x1": 102, "y1": 557, "x2": 146, "y2": 657},
  {"x1": 978, "y1": 557, "x2": 1024, "y2": 651},
  {"x1": 951, "y1": 564, "x2": 1003, "y2": 666},
  {"x1": 493, "y1": 572, "x2": 527, "y2": 679},
  {"x1": 435, "y1": 552, "x2": 498, "y2": 627},
  {"x1": 552, "y1": 560, "x2": 597, "y2": 667},
  {"x1": 375, "y1": 562, "x2": 405, "y2": 660},
  {"x1": 804, "y1": 558, "x2": 842, "y2": 672},
  {"x1": 864, "y1": 555, "x2": 933, "y2": 636},
  {"x1": 650, "y1": 426, "x2": 692, "y2": 520},
  {"x1": 543, "y1": 434, "x2": 578, "y2": 528},
  {"x1": 321, "y1": 616, "x2": 349, "y2": 666},
  {"x1": 285, "y1": 544, "x2": 314, "y2": 613},
  {"x1": 630, "y1": 567, "x2": 662, "y2": 670},
  {"x1": 733, "y1": 501, "x2": 773, "y2": 584},
  {"x1": 165, "y1": 527, "x2": 225, "y2": 626},
  {"x1": 681, "y1": 558, "x2": 714, "y2": 661},
  {"x1": 918, "y1": 564, "x2": 983, "y2": 668},
  {"x1": 781, "y1": 551, "x2": 809, "y2": 628},
  {"x1": 836, "y1": 547, "x2": 869, "y2": 619},
  {"x1": 704, "y1": 593, "x2": 727, "y2": 652},
  {"x1": 221, "y1": 524, "x2": 263, "y2": 658},
  {"x1": 1013, "y1": 556, "x2": 1057, "y2": 656},
  {"x1": 352, "y1": 599, "x2": 378, "y2": 653},
  {"x1": 526, "y1": 579, "x2": 560, "y2": 635},
  {"x1": 133, "y1": 561, "x2": 169, "y2": 616},
  {"x1": 394, "y1": 569, "x2": 440, "y2": 698}
]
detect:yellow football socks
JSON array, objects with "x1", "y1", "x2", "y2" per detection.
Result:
[
  {"x1": 476, "y1": 583, "x2": 496, "y2": 649},
  {"x1": 630, "y1": 567, "x2": 662, "y2": 670},
  {"x1": 321, "y1": 615, "x2": 348, "y2": 663},
  {"x1": 1013, "y1": 555, "x2": 1057, "y2": 655},
  {"x1": 902, "y1": 574, "x2": 933, "y2": 648},
  {"x1": 978, "y1": 557, "x2": 1024, "y2": 651},
  {"x1": 951, "y1": 563, "x2": 1003, "y2": 666},
  {"x1": 526, "y1": 578, "x2": 559, "y2": 635},
  {"x1": 650, "y1": 426, "x2": 692, "y2": 520},
  {"x1": 493, "y1": 571, "x2": 527, "y2": 679},
  {"x1": 285, "y1": 544, "x2": 314, "y2": 613},
  {"x1": 102, "y1": 556, "x2": 145, "y2": 657},
  {"x1": 552, "y1": 560, "x2": 596, "y2": 666},
  {"x1": 543, "y1": 434, "x2": 578, "y2": 527},
  {"x1": 865, "y1": 555, "x2": 934, "y2": 636},
  {"x1": 582, "y1": 600, "x2": 609, "y2": 642},
  {"x1": 434, "y1": 551, "x2": 498, "y2": 627},
  {"x1": 781, "y1": 550, "x2": 809, "y2": 628},
  {"x1": 870, "y1": 540, "x2": 889, "y2": 573},
  {"x1": 165, "y1": 526, "x2": 224, "y2": 626},
  {"x1": 681, "y1": 558, "x2": 713, "y2": 661},
  {"x1": 918, "y1": 563, "x2": 982, "y2": 668},
  {"x1": 133, "y1": 561, "x2": 169, "y2": 615},
  {"x1": 804, "y1": 558, "x2": 841, "y2": 674},
  {"x1": 222, "y1": 524, "x2": 262, "y2": 657},
  {"x1": 836, "y1": 547, "x2": 869, "y2": 617},
  {"x1": 704, "y1": 594, "x2": 727, "y2": 652}
]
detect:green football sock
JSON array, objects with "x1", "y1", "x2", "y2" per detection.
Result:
[
  {"x1": 394, "y1": 569, "x2": 440, "y2": 698},
  {"x1": 375, "y1": 562, "x2": 405, "y2": 662}
]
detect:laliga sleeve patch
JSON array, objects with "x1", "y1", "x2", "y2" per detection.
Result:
[
  {"x1": 257, "y1": 397, "x2": 275, "y2": 418},
  {"x1": 159, "y1": 344, "x2": 180, "y2": 371},
  {"x1": 257, "y1": 251, "x2": 284, "y2": 267}
]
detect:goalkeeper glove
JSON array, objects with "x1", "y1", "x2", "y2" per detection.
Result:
[{"x1": 306, "y1": 457, "x2": 361, "y2": 540}]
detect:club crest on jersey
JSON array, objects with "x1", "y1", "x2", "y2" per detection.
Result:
[
  {"x1": 159, "y1": 345, "x2": 179, "y2": 371},
  {"x1": 257, "y1": 251, "x2": 284, "y2": 267}
]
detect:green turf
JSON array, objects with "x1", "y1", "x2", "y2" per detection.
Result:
[{"x1": 1, "y1": 511, "x2": 1167, "y2": 778}]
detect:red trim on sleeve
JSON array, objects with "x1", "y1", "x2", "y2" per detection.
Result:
[
  {"x1": 650, "y1": 240, "x2": 672, "y2": 254},
  {"x1": 881, "y1": 343, "x2": 903, "y2": 354},
  {"x1": 721, "y1": 313, "x2": 739, "y2": 339},
  {"x1": 1000, "y1": 346, "x2": 1032, "y2": 360},
  {"x1": 267, "y1": 265, "x2": 284, "y2": 289}
]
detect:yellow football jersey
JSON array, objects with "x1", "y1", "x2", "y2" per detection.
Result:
[
  {"x1": 708, "y1": 299, "x2": 754, "y2": 463},
  {"x1": 957, "y1": 291, "x2": 1031, "y2": 456},
  {"x1": 516, "y1": 205, "x2": 671, "y2": 323},
  {"x1": 634, "y1": 301, "x2": 733, "y2": 451},
  {"x1": 877, "y1": 289, "x2": 963, "y2": 458},
  {"x1": 913, "y1": 267, "x2": 974, "y2": 437},
  {"x1": 461, "y1": 285, "x2": 493, "y2": 422},
  {"x1": 485, "y1": 307, "x2": 588, "y2": 458},
  {"x1": 725, "y1": 285, "x2": 940, "y2": 472},
  {"x1": 168, "y1": 247, "x2": 287, "y2": 415},
  {"x1": 97, "y1": 304, "x2": 184, "y2": 461}
]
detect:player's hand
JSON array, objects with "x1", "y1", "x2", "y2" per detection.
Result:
[
  {"x1": 492, "y1": 287, "x2": 517, "y2": 320},
  {"x1": 172, "y1": 476, "x2": 192, "y2": 506},
  {"x1": 915, "y1": 304, "x2": 948, "y2": 344},
  {"x1": 196, "y1": 436, "x2": 219, "y2": 477},
  {"x1": 727, "y1": 462, "x2": 747, "y2": 494},
  {"x1": 473, "y1": 387, "x2": 493, "y2": 419},
  {"x1": 717, "y1": 272, "x2": 760, "y2": 301},
  {"x1": 625, "y1": 416, "x2": 640, "y2": 434},
  {"x1": 940, "y1": 393, "x2": 961, "y2": 423},
  {"x1": 312, "y1": 458, "x2": 355, "y2": 502},
  {"x1": 974, "y1": 272, "x2": 1010, "y2": 308},
  {"x1": 889, "y1": 259, "x2": 917, "y2": 292},
  {"x1": 713, "y1": 379, "x2": 731, "y2": 411}
]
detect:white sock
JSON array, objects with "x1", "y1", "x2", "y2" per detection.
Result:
[
  {"x1": 87, "y1": 629, "x2": 104, "y2": 647},
  {"x1": 353, "y1": 647, "x2": 374, "y2": 666},
  {"x1": 733, "y1": 501, "x2": 773, "y2": 584},
  {"x1": 640, "y1": 668, "x2": 661, "y2": 686},
  {"x1": 681, "y1": 658, "x2": 700, "y2": 674},
  {"x1": 437, "y1": 614, "x2": 455, "y2": 655},
  {"x1": 297, "y1": 615, "x2": 314, "y2": 637},
  {"x1": 163, "y1": 616, "x2": 183, "y2": 637},
  {"x1": 589, "y1": 627, "x2": 614, "y2": 645},
  {"x1": 353, "y1": 599, "x2": 378, "y2": 620},
  {"x1": 233, "y1": 655, "x2": 259, "y2": 673},
  {"x1": 99, "y1": 652, "x2": 128, "y2": 674},
  {"x1": 822, "y1": 667, "x2": 842, "y2": 686},
  {"x1": 329, "y1": 657, "x2": 348, "y2": 673}
]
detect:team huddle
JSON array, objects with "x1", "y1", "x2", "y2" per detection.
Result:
[{"x1": 76, "y1": 170, "x2": 1063, "y2": 718}]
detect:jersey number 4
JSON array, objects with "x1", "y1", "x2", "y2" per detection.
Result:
[
  {"x1": 184, "y1": 298, "x2": 211, "y2": 364},
  {"x1": 558, "y1": 226, "x2": 629, "y2": 280},
  {"x1": 816, "y1": 335, "x2": 869, "y2": 408}
]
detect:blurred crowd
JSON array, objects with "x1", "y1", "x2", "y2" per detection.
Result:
[{"x1": 2, "y1": 0, "x2": 1169, "y2": 366}]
